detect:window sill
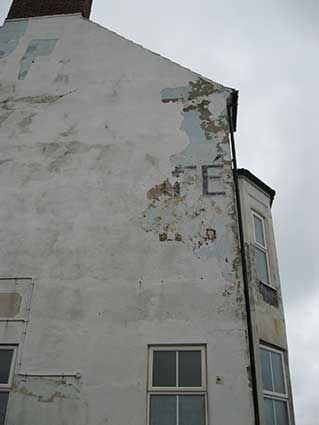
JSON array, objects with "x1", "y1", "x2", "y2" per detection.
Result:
[{"x1": 259, "y1": 281, "x2": 277, "y2": 292}]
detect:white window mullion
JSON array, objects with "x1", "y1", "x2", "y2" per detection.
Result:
[
  {"x1": 176, "y1": 351, "x2": 179, "y2": 387},
  {"x1": 273, "y1": 399, "x2": 277, "y2": 425},
  {"x1": 269, "y1": 351, "x2": 275, "y2": 393}
]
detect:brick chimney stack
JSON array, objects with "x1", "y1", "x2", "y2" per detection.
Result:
[{"x1": 7, "y1": 0, "x2": 93, "y2": 20}]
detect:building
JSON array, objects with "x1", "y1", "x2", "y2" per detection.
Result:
[{"x1": 0, "y1": 1, "x2": 294, "y2": 424}]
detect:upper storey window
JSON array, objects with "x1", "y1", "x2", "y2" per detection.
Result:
[{"x1": 252, "y1": 211, "x2": 271, "y2": 286}]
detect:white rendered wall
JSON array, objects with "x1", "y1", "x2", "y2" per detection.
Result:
[{"x1": 0, "y1": 15, "x2": 254, "y2": 425}]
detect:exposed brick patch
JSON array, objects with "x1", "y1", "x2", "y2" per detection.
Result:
[{"x1": 7, "y1": 0, "x2": 93, "y2": 20}]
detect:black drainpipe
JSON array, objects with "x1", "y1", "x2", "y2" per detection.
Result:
[{"x1": 227, "y1": 91, "x2": 261, "y2": 425}]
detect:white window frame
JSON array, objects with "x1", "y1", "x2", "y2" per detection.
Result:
[
  {"x1": 0, "y1": 346, "x2": 17, "y2": 390},
  {"x1": 251, "y1": 210, "x2": 273, "y2": 288},
  {"x1": 147, "y1": 345, "x2": 208, "y2": 425},
  {"x1": 260, "y1": 345, "x2": 290, "y2": 425}
]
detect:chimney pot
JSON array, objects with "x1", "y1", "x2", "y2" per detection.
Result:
[{"x1": 7, "y1": 0, "x2": 93, "y2": 20}]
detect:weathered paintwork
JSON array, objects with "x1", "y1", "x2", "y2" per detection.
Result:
[
  {"x1": 0, "y1": 14, "x2": 255, "y2": 425},
  {"x1": 19, "y1": 38, "x2": 58, "y2": 79},
  {"x1": 238, "y1": 174, "x2": 295, "y2": 425},
  {"x1": 0, "y1": 20, "x2": 27, "y2": 59}
]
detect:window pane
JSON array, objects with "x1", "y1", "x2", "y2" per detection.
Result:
[
  {"x1": 0, "y1": 349, "x2": 14, "y2": 384},
  {"x1": 274, "y1": 399, "x2": 289, "y2": 425},
  {"x1": 179, "y1": 395, "x2": 205, "y2": 425},
  {"x1": 150, "y1": 395, "x2": 176, "y2": 425},
  {"x1": 0, "y1": 392, "x2": 9, "y2": 425},
  {"x1": 153, "y1": 351, "x2": 176, "y2": 387},
  {"x1": 271, "y1": 352, "x2": 285, "y2": 394},
  {"x1": 254, "y1": 215, "x2": 265, "y2": 246},
  {"x1": 178, "y1": 351, "x2": 201, "y2": 387},
  {"x1": 260, "y1": 348, "x2": 273, "y2": 391},
  {"x1": 255, "y1": 247, "x2": 270, "y2": 284},
  {"x1": 264, "y1": 398, "x2": 275, "y2": 425}
]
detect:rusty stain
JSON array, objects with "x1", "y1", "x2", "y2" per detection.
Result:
[
  {"x1": 159, "y1": 233, "x2": 167, "y2": 241},
  {"x1": 175, "y1": 232, "x2": 183, "y2": 242},
  {"x1": 147, "y1": 179, "x2": 175, "y2": 201},
  {"x1": 205, "y1": 228, "x2": 216, "y2": 242},
  {"x1": 139, "y1": 177, "x2": 220, "y2": 255}
]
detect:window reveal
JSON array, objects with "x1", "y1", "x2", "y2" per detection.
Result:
[
  {"x1": 148, "y1": 346, "x2": 207, "y2": 425},
  {"x1": 252, "y1": 211, "x2": 271, "y2": 286},
  {"x1": 260, "y1": 345, "x2": 290, "y2": 425}
]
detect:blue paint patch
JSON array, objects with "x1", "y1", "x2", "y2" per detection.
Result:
[
  {"x1": 161, "y1": 85, "x2": 190, "y2": 102},
  {"x1": 18, "y1": 39, "x2": 58, "y2": 80},
  {"x1": 0, "y1": 20, "x2": 28, "y2": 59},
  {"x1": 180, "y1": 109, "x2": 206, "y2": 144},
  {"x1": 161, "y1": 80, "x2": 226, "y2": 171},
  {"x1": 161, "y1": 84, "x2": 209, "y2": 145}
]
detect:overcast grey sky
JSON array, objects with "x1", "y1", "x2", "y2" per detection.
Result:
[{"x1": 1, "y1": 1, "x2": 318, "y2": 424}]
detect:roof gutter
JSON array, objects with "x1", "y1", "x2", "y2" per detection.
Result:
[{"x1": 227, "y1": 90, "x2": 261, "y2": 425}]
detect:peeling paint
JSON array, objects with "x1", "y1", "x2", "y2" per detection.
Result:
[
  {"x1": 0, "y1": 21, "x2": 27, "y2": 59},
  {"x1": 19, "y1": 39, "x2": 58, "y2": 80},
  {"x1": 0, "y1": 16, "x2": 258, "y2": 425},
  {"x1": 161, "y1": 78, "x2": 219, "y2": 103},
  {"x1": 137, "y1": 176, "x2": 228, "y2": 258},
  {"x1": 161, "y1": 77, "x2": 227, "y2": 145},
  {"x1": 147, "y1": 179, "x2": 175, "y2": 201},
  {"x1": 13, "y1": 376, "x2": 80, "y2": 403},
  {"x1": 161, "y1": 78, "x2": 229, "y2": 195},
  {"x1": 138, "y1": 78, "x2": 231, "y2": 258}
]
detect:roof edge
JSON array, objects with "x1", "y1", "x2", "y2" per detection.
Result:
[
  {"x1": 81, "y1": 17, "x2": 236, "y2": 94},
  {"x1": 237, "y1": 168, "x2": 276, "y2": 205},
  {"x1": 2, "y1": 13, "x2": 237, "y2": 94}
]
